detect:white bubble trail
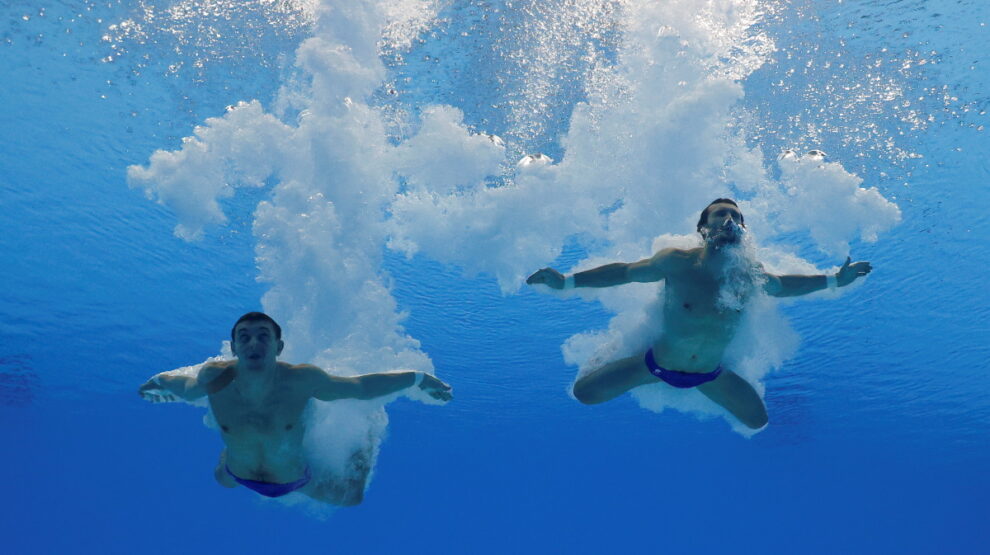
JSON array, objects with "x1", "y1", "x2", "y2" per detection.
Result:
[
  {"x1": 387, "y1": 0, "x2": 900, "y2": 432},
  {"x1": 128, "y1": 0, "x2": 469, "y2": 512}
]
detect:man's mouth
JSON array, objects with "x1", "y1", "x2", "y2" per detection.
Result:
[{"x1": 709, "y1": 225, "x2": 743, "y2": 247}]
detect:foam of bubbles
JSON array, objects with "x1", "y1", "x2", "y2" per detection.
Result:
[
  {"x1": 129, "y1": 100, "x2": 292, "y2": 240},
  {"x1": 391, "y1": 105, "x2": 504, "y2": 194},
  {"x1": 386, "y1": 0, "x2": 899, "y2": 432},
  {"x1": 130, "y1": 0, "x2": 447, "y2": 512},
  {"x1": 132, "y1": 0, "x2": 904, "y2": 479},
  {"x1": 102, "y1": 0, "x2": 316, "y2": 88}
]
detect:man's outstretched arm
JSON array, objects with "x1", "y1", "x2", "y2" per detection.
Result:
[
  {"x1": 305, "y1": 367, "x2": 453, "y2": 403},
  {"x1": 138, "y1": 361, "x2": 235, "y2": 403},
  {"x1": 526, "y1": 249, "x2": 677, "y2": 290},
  {"x1": 764, "y1": 257, "x2": 873, "y2": 297}
]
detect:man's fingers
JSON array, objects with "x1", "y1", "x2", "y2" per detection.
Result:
[
  {"x1": 142, "y1": 388, "x2": 178, "y2": 403},
  {"x1": 429, "y1": 390, "x2": 452, "y2": 401},
  {"x1": 527, "y1": 268, "x2": 558, "y2": 285}
]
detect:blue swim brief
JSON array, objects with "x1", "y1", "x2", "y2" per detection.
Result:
[
  {"x1": 644, "y1": 348, "x2": 723, "y2": 389},
  {"x1": 226, "y1": 465, "x2": 311, "y2": 498}
]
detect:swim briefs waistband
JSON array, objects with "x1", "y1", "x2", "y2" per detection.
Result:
[
  {"x1": 226, "y1": 465, "x2": 312, "y2": 498},
  {"x1": 644, "y1": 349, "x2": 723, "y2": 389}
]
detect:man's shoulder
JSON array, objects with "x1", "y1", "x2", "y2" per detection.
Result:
[
  {"x1": 653, "y1": 247, "x2": 701, "y2": 267},
  {"x1": 279, "y1": 362, "x2": 328, "y2": 381},
  {"x1": 200, "y1": 359, "x2": 235, "y2": 378},
  {"x1": 280, "y1": 362, "x2": 322, "y2": 371},
  {"x1": 200, "y1": 360, "x2": 236, "y2": 394},
  {"x1": 203, "y1": 359, "x2": 236, "y2": 369}
]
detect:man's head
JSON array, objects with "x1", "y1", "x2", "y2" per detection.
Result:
[
  {"x1": 697, "y1": 198, "x2": 745, "y2": 248},
  {"x1": 230, "y1": 312, "x2": 284, "y2": 366}
]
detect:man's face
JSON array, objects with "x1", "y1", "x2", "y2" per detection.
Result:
[
  {"x1": 703, "y1": 202, "x2": 745, "y2": 248},
  {"x1": 232, "y1": 321, "x2": 283, "y2": 368}
]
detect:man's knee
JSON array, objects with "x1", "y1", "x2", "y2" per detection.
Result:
[
  {"x1": 337, "y1": 488, "x2": 364, "y2": 507},
  {"x1": 742, "y1": 407, "x2": 769, "y2": 430},
  {"x1": 572, "y1": 379, "x2": 604, "y2": 405}
]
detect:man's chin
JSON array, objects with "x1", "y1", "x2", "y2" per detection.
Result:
[{"x1": 709, "y1": 235, "x2": 741, "y2": 250}]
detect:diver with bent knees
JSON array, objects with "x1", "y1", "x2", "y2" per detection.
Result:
[
  {"x1": 138, "y1": 312, "x2": 452, "y2": 504},
  {"x1": 526, "y1": 198, "x2": 872, "y2": 429}
]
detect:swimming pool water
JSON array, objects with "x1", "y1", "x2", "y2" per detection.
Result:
[{"x1": 1, "y1": 1, "x2": 988, "y2": 553}]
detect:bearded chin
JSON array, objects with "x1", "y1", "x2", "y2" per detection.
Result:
[
  {"x1": 714, "y1": 231, "x2": 761, "y2": 311},
  {"x1": 708, "y1": 229, "x2": 743, "y2": 250}
]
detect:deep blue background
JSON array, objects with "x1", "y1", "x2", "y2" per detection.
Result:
[{"x1": 1, "y1": 1, "x2": 987, "y2": 553}]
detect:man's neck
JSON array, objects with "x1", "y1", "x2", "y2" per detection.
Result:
[
  {"x1": 234, "y1": 359, "x2": 278, "y2": 397},
  {"x1": 700, "y1": 243, "x2": 727, "y2": 267},
  {"x1": 701, "y1": 242, "x2": 749, "y2": 272}
]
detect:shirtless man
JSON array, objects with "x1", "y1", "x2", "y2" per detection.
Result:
[
  {"x1": 138, "y1": 312, "x2": 452, "y2": 505},
  {"x1": 526, "y1": 198, "x2": 872, "y2": 429}
]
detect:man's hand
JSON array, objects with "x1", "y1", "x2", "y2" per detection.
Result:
[
  {"x1": 526, "y1": 267, "x2": 565, "y2": 289},
  {"x1": 836, "y1": 256, "x2": 873, "y2": 287},
  {"x1": 418, "y1": 374, "x2": 453, "y2": 402},
  {"x1": 138, "y1": 377, "x2": 180, "y2": 404}
]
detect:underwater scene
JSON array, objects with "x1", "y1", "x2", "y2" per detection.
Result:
[{"x1": 1, "y1": 0, "x2": 988, "y2": 553}]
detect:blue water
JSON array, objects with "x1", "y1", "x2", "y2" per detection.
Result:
[{"x1": 2, "y1": 1, "x2": 988, "y2": 553}]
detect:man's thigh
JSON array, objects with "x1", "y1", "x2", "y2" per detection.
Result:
[
  {"x1": 697, "y1": 370, "x2": 767, "y2": 429},
  {"x1": 575, "y1": 354, "x2": 657, "y2": 403}
]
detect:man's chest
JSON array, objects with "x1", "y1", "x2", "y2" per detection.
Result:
[
  {"x1": 210, "y1": 390, "x2": 309, "y2": 435},
  {"x1": 667, "y1": 270, "x2": 722, "y2": 313}
]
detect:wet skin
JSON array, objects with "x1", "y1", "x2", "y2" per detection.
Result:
[
  {"x1": 527, "y1": 202, "x2": 872, "y2": 429},
  {"x1": 139, "y1": 321, "x2": 452, "y2": 505}
]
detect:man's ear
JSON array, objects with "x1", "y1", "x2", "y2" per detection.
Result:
[{"x1": 277, "y1": 340, "x2": 285, "y2": 356}]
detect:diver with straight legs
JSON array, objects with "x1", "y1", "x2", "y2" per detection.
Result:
[
  {"x1": 138, "y1": 312, "x2": 452, "y2": 504},
  {"x1": 526, "y1": 198, "x2": 872, "y2": 429}
]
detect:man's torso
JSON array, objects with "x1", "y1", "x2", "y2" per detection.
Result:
[
  {"x1": 652, "y1": 248, "x2": 753, "y2": 372},
  {"x1": 209, "y1": 362, "x2": 311, "y2": 482}
]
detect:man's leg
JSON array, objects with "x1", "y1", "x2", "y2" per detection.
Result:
[
  {"x1": 696, "y1": 370, "x2": 768, "y2": 429},
  {"x1": 303, "y1": 447, "x2": 372, "y2": 506},
  {"x1": 214, "y1": 449, "x2": 238, "y2": 488},
  {"x1": 573, "y1": 355, "x2": 657, "y2": 405}
]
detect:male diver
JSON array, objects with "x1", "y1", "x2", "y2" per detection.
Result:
[
  {"x1": 526, "y1": 198, "x2": 872, "y2": 429},
  {"x1": 138, "y1": 312, "x2": 452, "y2": 504}
]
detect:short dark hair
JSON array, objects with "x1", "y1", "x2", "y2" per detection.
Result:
[
  {"x1": 697, "y1": 198, "x2": 744, "y2": 233},
  {"x1": 231, "y1": 312, "x2": 282, "y2": 343}
]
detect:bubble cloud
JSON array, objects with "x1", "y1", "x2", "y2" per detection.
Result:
[{"x1": 130, "y1": 0, "x2": 903, "y2": 465}]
